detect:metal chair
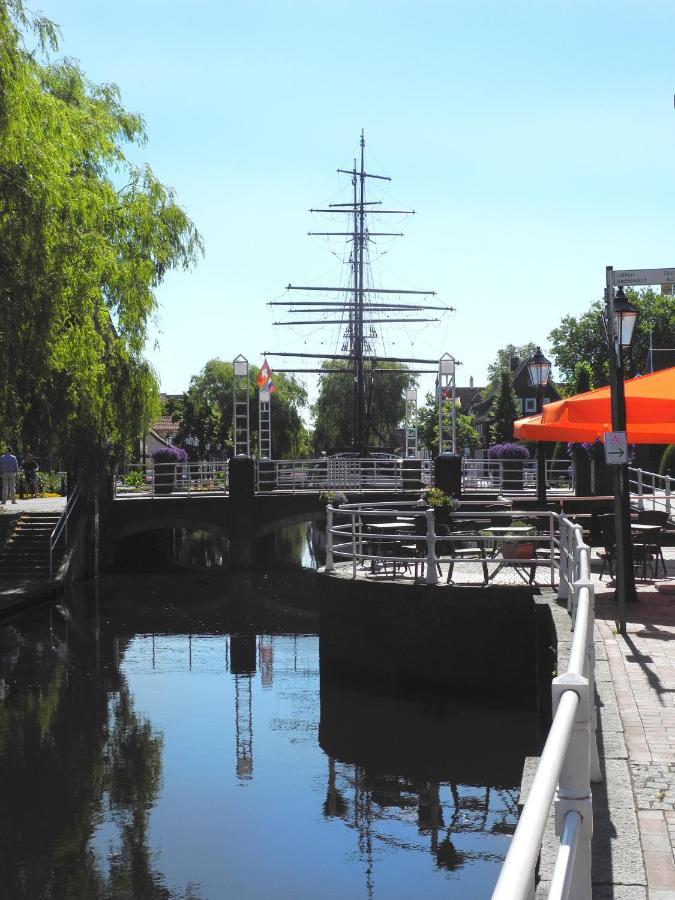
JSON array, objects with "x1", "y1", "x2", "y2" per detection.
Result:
[{"x1": 445, "y1": 520, "x2": 489, "y2": 584}]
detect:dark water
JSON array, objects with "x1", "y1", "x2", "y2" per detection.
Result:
[{"x1": 0, "y1": 534, "x2": 539, "y2": 899}]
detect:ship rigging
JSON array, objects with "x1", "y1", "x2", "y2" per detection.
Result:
[{"x1": 264, "y1": 131, "x2": 454, "y2": 454}]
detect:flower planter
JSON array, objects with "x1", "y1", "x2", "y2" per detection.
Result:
[
  {"x1": 154, "y1": 465, "x2": 176, "y2": 495},
  {"x1": 500, "y1": 540, "x2": 535, "y2": 560}
]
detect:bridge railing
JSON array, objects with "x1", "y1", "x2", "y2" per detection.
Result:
[
  {"x1": 628, "y1": 465, "x2": 672, "y2": 516},
  {"x1": 493, "y1": 514, "x2": 598, "y2": 900},
  {"x1": 114, "y1": 461, "x2": 228, "y2": 498},
  {"x1": 49, "y1": 482, "x2": 81, "y2": 577},
  {"x1": 256, "y1": 458, "x2": 432, "y2": 493},
  {"x1": 461, "y1": 458, "x2": 573, "y2": 494}
]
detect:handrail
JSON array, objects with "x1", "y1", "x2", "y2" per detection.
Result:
[
  {"x1": 493, "y1": 513, "x2": 597, "y2": 900},
  {"x1": 49, "y1": 483, "x2": 81, "y2": 577},
  {"x1": 628, "y1": 465, "x2": 672, "y2": 516}
]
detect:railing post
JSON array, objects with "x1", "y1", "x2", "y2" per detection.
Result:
[
  {"x1": 325, "y1": 505, "x2": 334, "y2": 572},
  {"x1": 425, "y1": 507, "x2": 437, "y2": 585},
  {"x1": 666, "y1": 475, "x2": 672, "y2": 516},
  {"x1": 351, "y1": 511, "x2": 357, "y2": 579},
  {"x1": 551, "y1": 674, "x2": 593, "y2": 900},
  {"x1": 636, "y1": 467, "x2": 643, "y2": 511}
]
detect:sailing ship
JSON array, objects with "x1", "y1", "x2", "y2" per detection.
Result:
[{"x1": 264, "y1": 132, "x2": 454, "y2": 455}]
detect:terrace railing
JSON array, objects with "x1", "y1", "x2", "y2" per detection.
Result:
[{"x1": 629, "y1": 466, "x2": 672, "y2": 516}]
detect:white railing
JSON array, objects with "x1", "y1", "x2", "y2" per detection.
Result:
[
  {"x1": 325, "y1": 501, "x2": 558, "y2": 587},
  {"x1": 324, "y1": 502, "x2": 599, "y2": 897},
  {"x1": 256, "y1": 457, "x2": 432, "y2": 493},
  {"x1": 49, "y1": 483, "x2": 81, "y2": 577},
  {"x1": 461, "y1": 458, "x2": 574, "y2": 494},
  {"x1": 493, "y1": 514, "x2": 599, "y2": 900},
  {"x1": 629, "y1": 466, "x2": 672, "y2": 516},
  {"x1": 114, "y1": 461, "x2": 228, "y2": 498}
]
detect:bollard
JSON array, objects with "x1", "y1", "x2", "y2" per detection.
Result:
[{"x1": 425, "y1": 507, "x2": 437, "y2": 585}]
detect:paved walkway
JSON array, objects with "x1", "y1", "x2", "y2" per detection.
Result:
[{"x1": 595, "y1": 584, "x2": 675, "y2": 899}]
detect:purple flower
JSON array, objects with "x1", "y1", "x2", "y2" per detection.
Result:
[
  {"x1": 151, "y1": 446, "x2": 187, "y2": 463},
  {"x1": 487, "y1": 442, "x2": 530, "y2": 460}
]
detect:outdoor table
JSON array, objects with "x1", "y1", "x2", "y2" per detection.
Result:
[
  {"x1": 366, "y1": 520, "x2": 415, "y2": 575},
  {"x1": 480, "y1": 526, "x2": 537, "y2": 583}
]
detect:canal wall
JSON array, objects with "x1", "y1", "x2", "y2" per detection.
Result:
[{"x1": 319, "y1": 573, "x2": 555, "y2": 709}]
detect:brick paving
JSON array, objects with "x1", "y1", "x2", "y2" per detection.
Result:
[{"x1": 595, "y1": 561, "x2": 675, "y2": 899}]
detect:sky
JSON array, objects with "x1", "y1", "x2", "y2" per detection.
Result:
[{"x1": 36, "y1": 0, "x2": 675, "y2": 409}]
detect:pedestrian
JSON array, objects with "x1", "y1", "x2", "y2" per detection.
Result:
[
  {"x1": 23, "y1": 454, "x2": 38, "y2": 498},
  {"x1": 0, "y1": 447, "x2": 19, "y2": 505}
]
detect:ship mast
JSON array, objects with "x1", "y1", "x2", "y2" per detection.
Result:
[{"x1": 266, "y1": 130, "x2": 453, "y2": 454}]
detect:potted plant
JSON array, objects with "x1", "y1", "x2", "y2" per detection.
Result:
[
  {"x1": 151, "y1": 446, "x2": 187, "y2": 495},
  {"x1": 319, "y1": 490, "x2": 348, "y2": 507},
  {"x1": 487, "y1": 442, "x2": 530, "y2": 491},
  {"x1": 421, "y1": 487, "x2": 459, "y2": 526},
  {"x1": 499, "y1": 519, "x2": 536, "y2": 559}
]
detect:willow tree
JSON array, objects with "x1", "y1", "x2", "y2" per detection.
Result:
[{"x1": 0, "y1": 1, "x2": 202, "y2": 478}]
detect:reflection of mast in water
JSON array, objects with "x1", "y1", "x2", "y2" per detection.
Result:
[
  {"x1": 259, "y1": 635, "x2": 273, "y2": 689},
  {"x1": 230, "y1": 634, "x2": 256, "y2": 781}
]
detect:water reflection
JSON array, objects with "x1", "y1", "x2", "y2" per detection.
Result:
[{"x1": 0, "y1": 575, "x2": 538, "y2": 898}]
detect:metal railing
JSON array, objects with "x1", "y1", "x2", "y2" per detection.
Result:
[
  {"x1": 461, "y1": 458, "x2": 574, "y2": 494},
  {"x1": 114, "y1": 461, "x2": 228, "y2": 498},
  {"x1": 325, "y1": 502, "x2": 559, "y2": 587},
  {"x1": 324, "y1": 502, "x2": 599, "y2": 897},
  {"x1": 256, "y1": 457, "x2": 432, "y2": 493},
  {"x1": 629, "y1": 466, "x2": 672, "y2": 516},
  {"x1": 49, "y1": 483, "x2": 81, "y2": 577},
  {"x1": 492, "y1": 514, "x2": 599, "y2": 900}
]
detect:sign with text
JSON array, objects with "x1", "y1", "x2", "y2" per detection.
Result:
[
  {"x1": 612, "y1": 267, "x2": 675, "y2": 286},
  {"x1": 604, "y1": 431, "x2": 628, "y2": 465}
]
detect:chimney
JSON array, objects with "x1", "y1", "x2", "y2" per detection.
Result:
[
  {"x1": 469, "y1": 376, "x2": 474, "y2": 388},
  {"x1": 510, "y1": 357, "x2": 520, "y2": 372}
]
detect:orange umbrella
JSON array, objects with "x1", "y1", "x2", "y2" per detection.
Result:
[{"x1": 513, "y1": 366, "x2": 675, "y2": 444}]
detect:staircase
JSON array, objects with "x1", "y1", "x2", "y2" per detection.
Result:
[{"x1": 0, "y1": 513, "x2": 63, "y2": 577}]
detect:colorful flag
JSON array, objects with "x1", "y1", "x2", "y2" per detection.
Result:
[
  {"x1": 257, "y1": 359, "x2": 271, "y2": 389},
  {"x1": 267, "y1": 379, "x2": 276, "y2": 394}
]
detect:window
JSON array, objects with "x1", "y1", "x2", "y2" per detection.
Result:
[{"x1": 523, "y1": 397, "x2": 537, "y2": 413}]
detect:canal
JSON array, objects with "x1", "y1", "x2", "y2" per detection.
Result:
[{"x1": 0, "y1": 524, "x2": 541, "y2": 899}]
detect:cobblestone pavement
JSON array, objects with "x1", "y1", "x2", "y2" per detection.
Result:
[{"x1": 596, "y1": 581, "x2": 675, "y2": 900}]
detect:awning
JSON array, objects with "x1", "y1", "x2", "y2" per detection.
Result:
[{"x1": 513, "y1": 366, "x2": 675, "y2": 444}]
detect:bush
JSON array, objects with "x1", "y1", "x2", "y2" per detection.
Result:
[
  {"x1": 422, "y1": 487, "x2": 459, "y2": 509},
  {"x1": 36, "y1": 471, "x2": 62, "y2": 495},
  {"x1": 319, "y1": 490, "x2": 347, "y2": 506},
  {"x1": 122, "y1": 470, "x2": 145, "y2": 487},
  {"x1": 151, "y1": 446, "x2": 187, "y2": 463},
  {"x1": 660, "y1": 444, "x2": 675, "y2": 477},
  {"x1": 487, "y1": 442, "x2": 530, "y2": 460}
]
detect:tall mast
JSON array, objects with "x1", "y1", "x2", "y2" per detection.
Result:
[{"x1": 266, "y1": 132, "x2": 454, "y2": 453}]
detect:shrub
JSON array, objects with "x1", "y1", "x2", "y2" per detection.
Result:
[
  {"x1": 422, "y1": 486, "x2": 459, "y2": 509},
  {"x1": 487, "y1": 442, "x2": 530, "y2": 460},
  {"x1": 122, "y1": 470, "x2": 145, "y2": 488},
  {"x1": 151, "y1": 446, "x2": 187, "y2": 463},
  {"x1": 319, "y1": 490, "x2": 347, "y2": 505}
]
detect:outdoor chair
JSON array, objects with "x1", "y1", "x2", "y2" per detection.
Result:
[
  {"x1": 401, "y1": 514, "x2": 442, "y2": 580},
  {"x1": 597, "y1": 514, "x2": 616, "y2": 580},
  {"x1": 637, "y1": 510, "x2": 669, "y2": 577}
]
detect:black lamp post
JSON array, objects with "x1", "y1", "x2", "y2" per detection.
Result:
[
  {"x1": 605, "y1": 270, "x2": 639, "y2": 635},
  {"x1": 526, "y1": 347, "x2": 552, "y2": 507}
]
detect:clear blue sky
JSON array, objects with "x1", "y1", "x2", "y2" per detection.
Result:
[{"x1": 39, "y1": 0, "x2": 675, "y2": 405}]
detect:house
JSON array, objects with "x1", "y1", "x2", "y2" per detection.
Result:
[
  {"x1": 140, "y1": 393, "x2": 182, "y2": 461},
  {"x1": 466, "y1": 358, "x2": 560, "y2": 449}
]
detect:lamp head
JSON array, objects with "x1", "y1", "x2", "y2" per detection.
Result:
[
  {"x1": 527, "y1": 347, "x2": 552, "y2": 387},
  {"x1": 613, "y1": 287, "x2": 639, "y2": 348}
]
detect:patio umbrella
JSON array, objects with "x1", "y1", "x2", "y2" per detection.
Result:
[{"x1": 512, "y1": 366, "x2": 675, "y2": 444}]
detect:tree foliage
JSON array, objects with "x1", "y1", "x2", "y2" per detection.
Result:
[
  {"x1": 416, "y1": 392, "x2": 478, "y2": 456},
  {"x1": 169, "y1": 359, "x2": 309, "y2": 458},
  {"x1": 0, "y1": 1, "x2": 202, "y2": 477},
  {"x1": 490, "y1": 372, "x2": 519, "y2": 444},
  {"x1": 311, "y1": 360, "x2": 415, "y2": 453},
  {"x1": 485, "y1": 342, "x2": 539, "y2": 393},
  {"x1": 548, "y1": 289, "x2": 675, "y2": 387}
]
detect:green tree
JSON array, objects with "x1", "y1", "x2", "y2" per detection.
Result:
[
  {"x1": 548, "y1": 288, "x2": 675, "y2": 387},
  {"x1": 485, "y1": 342, "x2": 539, "y2": 392},
  {"x1": 311, "y1": 360, "x2": 415, "y2": 453},
  {"x1": 170, "y1": 359, "x2": 309, "y2": 458},
  {"x1": 490, "y1": 372, "x2": 519, "y2": 443},
  {"x1": 416, "y1": 392, "x2": 479, "y2": 456},
  {"x1": 0, "y1": 1, "x2": 202, "y2": 478}
]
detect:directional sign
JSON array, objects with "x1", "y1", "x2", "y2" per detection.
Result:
[
  {"x1": 612, "y1": 267, "x2": 675, "y2": 286},
  {"x1": 603, "y1": 431, "x2": 628, "y2": 465}
]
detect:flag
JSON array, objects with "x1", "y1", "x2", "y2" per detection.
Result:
[
  {"x1": 267, "y1": 379, "x2": 276, "y2": 394},
  {"x1": 257, "y1": 359, "x2": 271, "y2": 389}
]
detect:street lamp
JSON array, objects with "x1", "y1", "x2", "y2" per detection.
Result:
[
  {"x1": 526, "y1": 347, "x2": 552, "y2": 506},
  {"x1": 605, "y1": 270, "x2": 639, "y2": 635}
]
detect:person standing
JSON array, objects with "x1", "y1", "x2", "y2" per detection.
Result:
[{"x1": 0, "y1": 448, "x2": 19, "y2": 504}]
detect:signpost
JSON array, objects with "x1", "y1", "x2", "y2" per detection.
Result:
[
  {"x1": 612, "y1": 267, "x2": 675, "y2": 287},
  {"x1": 603, "y1": 431, "x2": 628, "y2": 465}
]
